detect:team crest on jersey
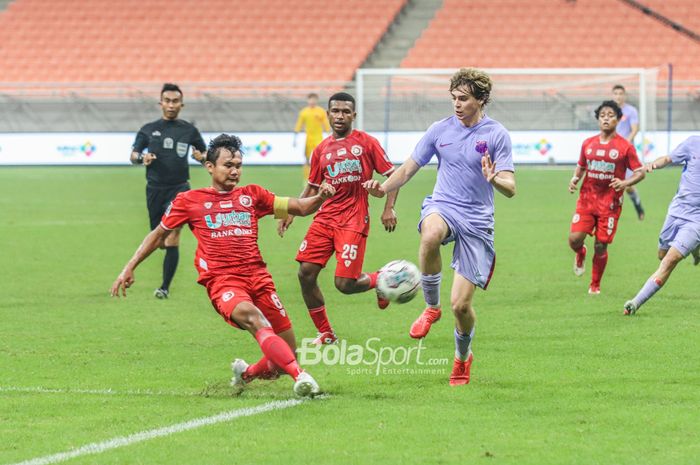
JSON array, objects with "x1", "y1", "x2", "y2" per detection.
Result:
[
  {"x1": 222, "y1": 291, "x2": 235, "y2": 302},
  {"x1": 351, "y1": 145, "x2": 363, "y2": 156},
  {"x1": 337, "y1": 148, "x2": 347, "y2": 157},
  {"x1": 163, "y1": 137, "x2": 174, "y2": 149},
  {"x1": 325, "y1": 152, "x2": 332, "y2": 160},
  {"x1": 204, "y1": 202, "x2": 213, "y2": 209},
  {"x1": 220, "y1": 201, "x2": 233, "y2": 208},
  {"x1": 239, "y1": 195, "x2": 252, "y2": 207},
  {"x1": 609, "y1": 149, "x2": 619, "y2": 160}
]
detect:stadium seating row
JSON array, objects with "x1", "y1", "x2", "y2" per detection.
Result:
[
  {"x1": 402, "y1": 0, "x2": 699, "y2": 81},
  {"x1": 0, "y1": 0, "x2": 405, "y2": 82},
  {"x1": 0, "y1": 0, "x2": 697, "y2": 83}
]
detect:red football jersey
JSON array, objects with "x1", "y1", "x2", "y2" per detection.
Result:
[
  {"x1": 577, "y1": 134, "x2": 642, "y2": 214},
  {"x1": 160, "y1": 184, "x2": 276, "y2": 284},
  {"x1": 308, "y1": 130, "x2": 394, "y2": 235}
]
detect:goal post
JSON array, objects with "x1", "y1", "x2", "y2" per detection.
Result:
[{"x1": 356, "y1": 67, "x2": 659, "y2": 162}]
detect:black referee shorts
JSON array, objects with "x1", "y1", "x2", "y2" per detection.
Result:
[{"x1": 146, "y1": 182, "x2": 190, "y2": 230}]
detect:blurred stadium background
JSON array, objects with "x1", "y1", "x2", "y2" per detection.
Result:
[{"x1": 0, "y1": 0, "x2": 697, "y2": 148}]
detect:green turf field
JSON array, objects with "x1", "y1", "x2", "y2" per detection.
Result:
[{"x1": 1, "y1": 165, "x2": 698, "y2": 465}]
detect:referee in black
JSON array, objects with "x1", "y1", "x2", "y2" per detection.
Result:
[{"x1": 130, "y1": 83, "x2": 207, "y2": 299}]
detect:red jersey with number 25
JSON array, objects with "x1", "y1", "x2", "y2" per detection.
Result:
[
  {"x1": 309, "y1": 130, "x2": 394, "y2": 236},
  {"x1": 160, "y1": 185, "x2": 277, "y2": 284},
  {"x1": 577, "y1": 134, "x2": 641, "y2": 215}
]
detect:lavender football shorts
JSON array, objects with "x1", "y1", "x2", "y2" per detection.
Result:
[
  {"x1": 418, "y1": 198, "x2": 496, "y2": 289},
  {"x1": 658, "y1": 215, "x2": 700, "y2": 257}
]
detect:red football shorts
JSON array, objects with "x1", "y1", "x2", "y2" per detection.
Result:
[
  {"x1": 205, "y1": 267, "x2": 291, "y2": 333},
  {"x1": 295, "y1": 221, "x2": 367, "y2": 279},
  {"x1": 570, "y1": 209, "x2": 620, "y2": 244}
]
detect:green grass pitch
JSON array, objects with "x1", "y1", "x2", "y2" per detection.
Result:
[{"x1": 0, "y1": 165, "x2": 698, "y2": 465}]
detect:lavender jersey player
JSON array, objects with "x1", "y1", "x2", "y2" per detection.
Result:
[
  {"x1": 623, "y1": 135, "x2": 700, "y2": 316},
  {"x1": 412, "y1": 115, "x2": 514, "y2": 288},
  {"x1": 617, "y1": 103, "x2": 639, "y2": 140},
  {"x1": 658, "y1": 136, "x2": 700, "y2": 256}
]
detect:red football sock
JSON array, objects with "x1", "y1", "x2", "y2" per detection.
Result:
[
  {"x1": 254, "y1": 327, "x2": 301, "y2": 380},
  {"x1": 308, "y1": 305, "x2": 332, "y2": 333},
  {"x1": 591, "y1": 251, "x2": 608, "y2": 286},
  {"x1": 245, "y1": 356, "x2": 279, "y2": 380},
  {"x1": 367, "y1": 271, "x2": 379, "y2": 289}
]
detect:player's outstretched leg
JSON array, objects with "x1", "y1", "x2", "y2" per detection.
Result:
[
  {"x1": 589, "y1": 241, "x2": 608, "y2": 294},
  {"x1": 231, "y1": 356, "x2": 281, "y2": 386},
  {"x1": 365, "y1": 271, "x2": 390, "y2": 310},
  {"x1": 233, "y1": 302, "x2": 320, "y2": 396},
  {"x1": 410, "y1": 272, "x2": 442, "y2": 339},
  {"x1": 623, "y1": 247, "x2": 684, "y2": 315},
  {"x1": 411, "y1": 213, "x2": 448, "y2": 339},
  {"x1": 298, "y1": 262, "x2": 337, "y2": 345}
]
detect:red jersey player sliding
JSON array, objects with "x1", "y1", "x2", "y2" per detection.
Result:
[
  {"x1": 278, "y1": 92, "x2": 399, "y2": 345},
  {"x1": 568, "y1": 100, "x2": 645, "y2": 294},
  {"x1": 110, "y1": 134, "x2": 336, "y2": 397}
]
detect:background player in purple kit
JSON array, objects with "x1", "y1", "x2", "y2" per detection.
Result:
[
  {"x1": 612, "y1": 84, "x2": 645, "y2": 220},
  {"x1": 623, "y1": 136, "x2": 700, "y2": 315},
  {"x1": 364, "y1": 68, "x2": 516, "y2": 386}
]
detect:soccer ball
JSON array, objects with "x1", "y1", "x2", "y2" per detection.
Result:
[{"x1": 377, "y1": 260, "x2": 421, "y2": 304}]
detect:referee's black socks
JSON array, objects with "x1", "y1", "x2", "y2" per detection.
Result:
[{"x1": 161, "y1": 246, "x2": 180, "y2": 292}]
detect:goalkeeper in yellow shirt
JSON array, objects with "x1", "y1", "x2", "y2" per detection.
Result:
[{"x1": 294, "y1": 93, "x2": 330, "y2": 181}]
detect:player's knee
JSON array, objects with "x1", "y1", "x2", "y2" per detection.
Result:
[
  {"x1": 297, "y1": 266, "x2": 317, "y2": 286},
  {"x1": 593, "y1": 242, "x2": 608, "y2": 255},
  {"x1": 568, "y1": 234, "x2": 584, "y2": 251},
  {"x1": 420, "y1": 229, "x2": 444, "y2": 250},
  {"x1": 232, "y1": 304, "x2": 267, "y2": 331},
  {"x1": 334, "y1": 277, "x2": 355, "y2": 294},
  {"x1": 451, "y1": 300, "x2": 472, "y2": 316}
]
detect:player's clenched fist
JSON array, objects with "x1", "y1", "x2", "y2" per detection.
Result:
[
  {"x1": 317, "y1": 182, "x2": 336, "y2": 199},
  {"x1": 362, "y1": 179, "x2": 386, "y2": 198}
]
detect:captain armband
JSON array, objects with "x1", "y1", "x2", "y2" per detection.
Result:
[{"x1": 273, "y1": 196, "x2": 290, "y2": 219}]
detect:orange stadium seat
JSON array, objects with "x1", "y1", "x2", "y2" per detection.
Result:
[
  {"x1": 401, "y1": 0, "x2": 700, "y2": 81},
  {"x1": 0, "y1": 0, "x2": 406, "y2": 83}
]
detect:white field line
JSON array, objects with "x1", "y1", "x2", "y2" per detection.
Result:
[
  {"x1": 5, "y1": 398, "x2": 312, "y2": 465},
  {"x1": 0, "y1": 385, "x2": 205, "y2": 398}
]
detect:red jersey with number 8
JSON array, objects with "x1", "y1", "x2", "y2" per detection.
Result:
[
  {"x1": 160, "y1": 185, "x2": 277, "y2": 284},
  {"x1": 576, "y1": 134, "x2": 641, "y2": 215}
]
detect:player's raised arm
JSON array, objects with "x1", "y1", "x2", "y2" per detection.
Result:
[
  {"x1": 282, "y1": 183, "x2": 335, "y2": 218},
  {"x1": 110, "y1": 226, "x2": 171, "y2": 297},
  {"x1": 646, "y1": 155, "x2": 673, "y2": 172},
  {"x1": 277, "y1": 183, "x2": 320, "y2": 237},
  {"x1": 363, "y1": 157, "x2": 421, "y2": 198}
]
